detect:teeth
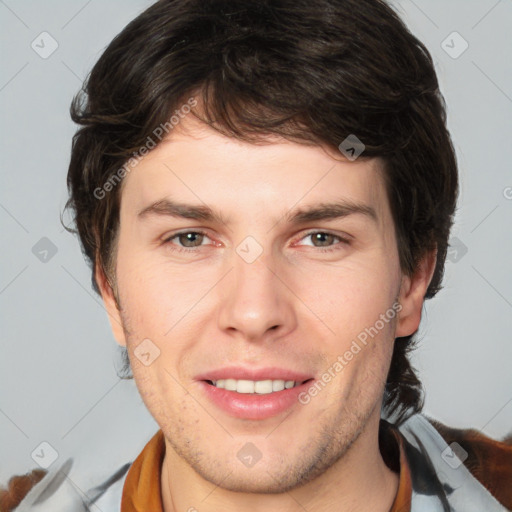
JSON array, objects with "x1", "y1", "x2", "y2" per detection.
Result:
[
  {"x1": 272, "y1": 380, "x2": 285, "y2": 392},
  {"x1": 238, "y1": 380, "x2": 255, "y2": 393},
  {"x1": 224, "y1": 378, "x2": 237, "y2": 391},
  {"x1": 211, "y1": 379, "x2": 299, "y2": 394}
]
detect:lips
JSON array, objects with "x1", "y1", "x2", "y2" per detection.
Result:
[{"x1": 195, "y1": 367, "x2": 315, "y2": 420}]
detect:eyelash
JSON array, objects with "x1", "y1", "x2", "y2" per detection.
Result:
[{"x1": 162, "y1": 230, "x2": 351, "y2": 254}]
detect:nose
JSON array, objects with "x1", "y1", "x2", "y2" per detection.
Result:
[{"x1": 217, "y1": 250, "x2": 297, "y2": 343}]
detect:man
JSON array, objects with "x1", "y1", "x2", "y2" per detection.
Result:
[{"x1": 3, "y1": 0, "x2": 511, "y2": 511}]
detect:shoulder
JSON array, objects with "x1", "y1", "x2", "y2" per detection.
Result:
[
  {"x1": 0, "y1": 468, "x2": 47, "y2": 512},
  {"x1": 0, "y1": 459, "x2": 131, "y2": 512},
  {"x1": 392, "y1": 412, "x2": 512, "y2": 511},
  {"x1": 427, "y1": 416, "x2": 512, "y2": 510}
]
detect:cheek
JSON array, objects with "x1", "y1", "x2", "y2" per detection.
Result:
[
  {"x1": 116, "y1": 257, "x2": 210, "y2": 379},
  {"x1": 117, "y1": 257, "x2": 185, "y2": 334},
  {"x1": 296, "y1": 258, "x2": 399, "y2": 340},
  {"x1": 129, "y1": 357, "x2": 186, "y2": 432},
  {"x1": 295, "y1": 259, "x2": 399, "y2": 406},
  {"x1": 333, "y1": 317, "x2": 396, "y2": 409}
]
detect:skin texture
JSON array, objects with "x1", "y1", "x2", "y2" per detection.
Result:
[{"x1": 97, "y1": 116, "x2": 435, "y2": 511}]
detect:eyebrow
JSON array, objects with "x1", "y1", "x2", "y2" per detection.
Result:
[
  {"x1": 285, "y1": 201, "x2": 377, "y2": 224},
  {"x1": 137, "y1": 198, "x2": 377, "y2": 226}
]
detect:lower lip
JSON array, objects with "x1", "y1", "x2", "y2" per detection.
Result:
[{"x1": 198, "y1": 380, "x2": 314, "y2": 420}]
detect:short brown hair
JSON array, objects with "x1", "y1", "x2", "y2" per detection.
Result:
[{"x1": 64, "y1": 0, "x2": 458, "y2": 425}]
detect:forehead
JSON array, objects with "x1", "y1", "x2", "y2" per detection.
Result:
[{"x1": 119, "y1": 117, "x2": 389, "y2": 224}]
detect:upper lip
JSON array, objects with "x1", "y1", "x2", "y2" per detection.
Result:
[{"x1": 195, "y1": 367, "x2": 314, "y2": 383}]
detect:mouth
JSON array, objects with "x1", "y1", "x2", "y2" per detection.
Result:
[{"x1": 196, "y1": 368, "x2": 315, "y2": 420}]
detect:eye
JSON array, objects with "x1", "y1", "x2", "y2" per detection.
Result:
[
  {"x1": 161, "y1": 230, "x2": 350, "y2": 254},
  {"x1": 163, "y1": 230, "x2": 212, "y2": 251},
  {"x1": 297, "y1": 231, "x2": 351, "y2": 252}
]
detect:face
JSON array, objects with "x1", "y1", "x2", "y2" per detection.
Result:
[{"x1": 99, "y1": 116, "x2": 429, "y2": 494}]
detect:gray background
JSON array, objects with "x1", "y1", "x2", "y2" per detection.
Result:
[{"x1": 1, "y1": 0, "x2": 511, "y2": 491}]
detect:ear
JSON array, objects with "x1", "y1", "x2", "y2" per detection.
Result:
[
  {"x1": 95, "y1": 257, "x2": 126, "y2": 346},
  {"x1": 395, "y1": 249, "x2": 437, "y2": 338}
]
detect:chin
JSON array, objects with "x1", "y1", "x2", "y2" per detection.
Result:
[{"x1": 196, "y1": 465, "x2": 306, "y2": 494}]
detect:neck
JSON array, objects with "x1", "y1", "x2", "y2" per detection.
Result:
[{"x1": 160, "y1": 409, "x2": 399, "y2": 512}]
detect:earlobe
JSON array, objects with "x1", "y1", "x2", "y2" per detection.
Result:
[
  {"x1": 95, "y1": 257, "x2": 126, "y2": 346},
  {"x1": 395, "y1": 249, "x2": 437, "y2": 338}
]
